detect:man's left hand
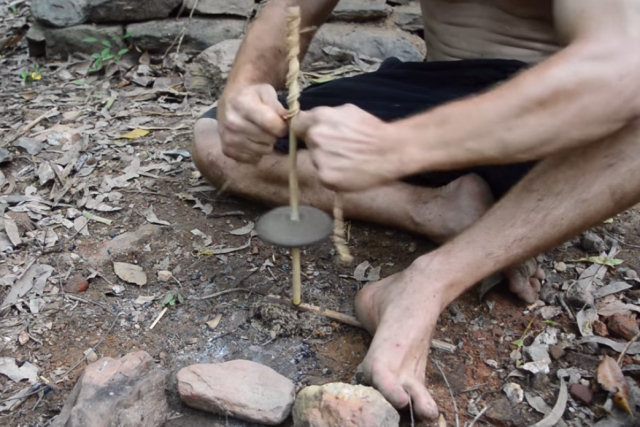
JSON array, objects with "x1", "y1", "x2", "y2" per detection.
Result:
[{"x1": 293, "y1": 104, "x2": 400, "y2": 191}]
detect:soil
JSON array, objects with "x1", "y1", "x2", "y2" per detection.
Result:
[{"x1": 1, "y1": 3, "x2": 640, "y2": 427}]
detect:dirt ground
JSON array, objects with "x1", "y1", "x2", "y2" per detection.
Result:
[{"x1": 2, "y1": 3, "x2": 640, "y2": 426}]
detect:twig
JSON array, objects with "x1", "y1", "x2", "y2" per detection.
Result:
[
  {"x1": 162, "y1": 0, "x2": 199, "y2": 57},
  {"x1": 435, "y1": 360, "x2": 460, "y2": 427},
  {"x1": 197, "y1": 287, "x2": 253, "y2": 300},
  {"x1": 408, "y1": 397, "x2": 415, "y2": 427},
  {"x1": 617, "y1": 331, "x2": 640, "y2": 364},
  {"x1": 149, "y1": 307, "x2": 167, "y2": 330},
  {"x1": 23, "y1": 107, "x2": 58, "y2": 133},
  {"x1": 468, "y1": 405, "x2": 489, "y2": 427}
]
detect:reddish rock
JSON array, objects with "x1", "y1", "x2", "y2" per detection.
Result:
[
  {"x1": 52, "y1": 351, "x2": 168, "y2": 427},
  {"x1": 64, "y1": 273, "x2": 89, "y2": 294},
  {"x1": 592, "y1": 319, "x2": 609, "y2": 337},
  {"x1": 606, "y1": 313, "x2": 640, "y2": 340},
  {"x1": 177, "y1": 360, "x2": 295, "y2": 425},
  {"x1": 570, "y1": 383, "x2": 593, "y2": 405},
  {"x1": 293, "y1": 383, "x2": 399, "y2": 427},
  {"x1": 549, "y1": 345, "x2": 565, "y2": 360}
]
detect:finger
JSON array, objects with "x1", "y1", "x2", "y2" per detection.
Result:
[
  {"x1": 221, "y1": 116, "x2": 276, "y2": 148},
  {"x1": 256, "y1": 85, "x2": 288, "y2": 117},
  {"x1": 291, "y1": 110, "x2": 317, "y2": 144},
  {"x1": 245, "y1": 105, "x2": 288, "y2": 138}
]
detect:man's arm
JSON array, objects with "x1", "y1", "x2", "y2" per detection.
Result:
[
  {"x1": 216, "y1": 0, "x2": 338, "y2": 163},
  {"x1": 294, "y1": 0, "x2": 640, "y2": 190},
  {"x1": 397, "y1": 0, "x2": 640, "y2": 173},
  {"x1": 226, "y1": 0, "x2": 338, "y2": 92}
]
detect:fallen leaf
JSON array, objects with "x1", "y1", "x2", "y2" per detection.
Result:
[
  {"x1": 597, "y1": 295, "x2": 640, "y2": 317},
  {"x1": 594, "y1": 281, "x2": 633, "y2": 299},
  {"x1": 113, "y1": 262, "x2": 147, "y2": 286},
  {"x1": 576, "y1": 307, "x2": 599, "y2": 337},
  {"x1": 0, "y1": 358, "x2": 38, "y2": 383},
  {"x1": 579, "y1": 335, "x2": 640, "y2": 355},
  {"x1": 206, "y1": 314, "x2": 223, "y2": 330},
  {"x1": 568, "y1": 256, "x2": 624, "y2": 267},
  {"x1": 530, "y1": 379, "x2": 567, "y2": 427},
  {"x1": 134, "y1": 295, "x2": 155, "y2": 305},
  {"x1": 229, "y1": 221, "x2": 255, "y2": 236},
  {"x1": 3, "y1": 217, "x2": 21, "y2": 246},
  {"x1": 142, "y1": 207, "x2": 170, "y2": 226},
  {"x1": 120, "y1": 128, "x2": 150, "y2": 139},
  {"x1": 597, "y1": 355, "x2": 633, "y2": 415}
]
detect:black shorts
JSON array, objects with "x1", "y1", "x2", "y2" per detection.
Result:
[{"x1": 201, "y1": 57, "x2": 535, "y2": 198}]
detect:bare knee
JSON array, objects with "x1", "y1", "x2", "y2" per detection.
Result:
[{"x1": 192, "y1": 118, "x2": 227, "y2": 187}]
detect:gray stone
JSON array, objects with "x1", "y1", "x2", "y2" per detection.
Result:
[
  {"x1": 569, "y1": 383, "x2": 593, "y2": 405},
  {"x1": 52, "y1": 351, "x2": 169, "y2": 427},
  {"x1": 394, "y1": 3, "x2": 423, "y2": 33},
  {"x1": 126, "y1": 17, "x2": 244, "y2": 53},
  {"x1": 0, "y1": 149, "x2": 11, "y2": 164},
  {"x1": 484, "y1": 396, "x2": 524, "y2": 426},
  {"x1": 177, "y1": 360, "x2": 295, "y2": 425},
  {"x1": 183, "y1": 0, "x2": 255, "y2": 17},
  {"x1": 292, "y1": 383, "x2": 399, "y2": 427},
  {"x1": 185, "y1": 38, "x2": 241, "y2": 97},
  {"x1": 32, "y1": 0, "x2": 86, "y2": 27},
  {"x1": 32, "y1": 0, "x2": 181, "y2": 27},
  {"x1": 331, "y1": 0, "x2": 391, "y2": 22},
  {"x1": 305, "y1": 23, "x2": 425, "y2": 67},
  {"x1": 580, "y1": 231, "x2": 607, "y2": 253},
  {"x1": 29, "y1": 22, "x2": 125, "y2": 58}
]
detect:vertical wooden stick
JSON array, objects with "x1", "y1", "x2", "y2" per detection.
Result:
[
  {"x1": 333, "y1": 193, "x2": 354, "y2": 263},
  {"x1": 287, "y1": 6, "x2": 303, "y2": 305}
]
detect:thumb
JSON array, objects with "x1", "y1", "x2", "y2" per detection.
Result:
[
  {"x1": 257, "y1": 84, "x2": 288, "y2": 117},
  {"x1": 291, "y1": 110, "x2": 316, "y2": 144}
]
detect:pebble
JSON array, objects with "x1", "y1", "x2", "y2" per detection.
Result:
[
  {"x1": 157, "y1": 270, "x2": 172, "y2": 282},
  {"x1": 580, "y1": 231, "x2": 607, "y2": 253},
  {"x1": 293, "y1": 383, "x2": 399, "y2": 427},
  {"x1": 569, "y1": 383, "x2": 593, "y2": 405},
  {"x1": 549, "y1": 345, "x2": 565, "y2": 360},
  {"x1": 592, "y1": 319, "x2": 609, "y2": 337},
  {"x1": 64, "y1": 273, "x2": 89, "y2": 294},
  {"x1": 554, "y1": 261, "x2": 568, "y2": 272},
  {"x1": 177, "y1": 360, "x2": 295, "y2": 425},
  {"x1": 484, "y1": 396, "x2": 524, "y2": 426},
  {"x1": 606, "y1": 313, "x2": 640, "y2": 340},
  {"x1": 503, "y1": 382, "x2": 524, "y2": 404}
]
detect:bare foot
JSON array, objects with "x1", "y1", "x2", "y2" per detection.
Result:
[
  {"x1": 354, "y1": 260, "x2": 444, "y2": 420},
  {"x1": 504, "y1": 258, "x2": 545, "y2": 303},
  {"x1": 409, "y1": 173, "x2": 494, "y2": 243}
]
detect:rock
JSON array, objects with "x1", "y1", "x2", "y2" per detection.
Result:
[
  {"x1": 177, "y1": 360, "x2": 295, "y2": 425},
  {"x1": 566, "y1": 280, "x2": 595, "y2": 307},
  {"x1": 569, "y1": 383, "x2": 593, "y2": 405},
  {"x1": 28, "y1": 21, "x2": 125, "y2": 58},
  {"x1": 503, "y1": 382, "x2": 524, "y2": 404},
  {"x1": 126, "y1": 18, "x2": 244, "y2": 53},
  {"x1": 554, "y1": 261, "x2": 568, "y2": 272},
  {"x1": 549, "y1": 344, "x2": 565, "y2": 360},
  {"x1": 183, "y1": 0, "x2": 255, "y2": 17},
  {"x1": 113, "y1": 262, "x2": 147, "y2": 286},
  {"x1": 32, "y1": 0, "x2": 181, "y2": 27},
  {"x1": 305, "y1": 23, "x2": 425, "y2": 67},
  {"x1": 331, "y1": 0, "x2": 391, "y2": 22},
  {"x1": 593, "y1": 319, "x2": 609, "y2": 337},
  {"x1": 619, "y1": 267, "x2": 639, "y2": 281},
  {"x1": 484, "y1": 396, "x2": 524, "y2": 426},
  {"x1": 292, "y1": 383, "x2": 399, "y2": 427},
  {"x1": 0, "y1": 148, "x2": 12, "y2": 164},
  {"x1": 52, "y1": 351, "x2": 168, "y2": 427},
  {"x1": 606, "y1": 313, "x2": 640, "y2": 340},
  {"x1": 64, "y1": 273, "x2": 89, "y2": 293},
  {"x1": 394, "y1": 3, "x2": 423, "y2": 33},
  {"x1": 184, "y1": 38, "x2": 242, "y2": 97},
  {"x1": 580, "y1": 231, "x2": 607, "y2": 253},
  {"x1": 157, "y1": 270, "x2": 173, "y2": 282}
]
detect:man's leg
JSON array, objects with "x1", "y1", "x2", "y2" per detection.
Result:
[
  {"x1": 193, "y1": 117, "x2": 495, "y2": 243},
  {"x1": 354, "y1": 119, "x2": 640, "y2": 419}
]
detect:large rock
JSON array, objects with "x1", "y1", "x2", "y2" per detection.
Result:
[
  {"x1": 126, "y1": 18, "x2": 244, "y2": 53},
  {"x1": 177, "y1": 360, "x2": 295, "y2": 425},
  {"x1": 331, "y1": 0, "x2": 391, "y2": 22},
  {"x1": 52, "y1": 351, "x2": 169, "y2": 427},
  {"x1": 27, "y1": 22, "x2": 125, "y2": 58},
  {"x1": 394, "y1": 3, "x2": 424, "y2": 33},
  {"x1": 184, "y1": 39, "x2": 242, "y2": 97},
  {"x1": 32, "y1": 0, "x2": 182, "y2": 27},
  {"x1": 183, "y1": 0, "x2": 255, "y2": 17},
  {"x1": 292, "y1": 383, "x2": 400, "y2": 427},
  {"x1": 305, "y1": 23, "x2": 425, "y2": 67}
]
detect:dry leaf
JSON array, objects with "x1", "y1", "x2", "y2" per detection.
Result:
[
  {"x1": 120, "y1": 128, "x2": 150, "y2": 139},
  {"x1": 597, "y1": 355, "x2": 633, "y2": 415},
  {"x1": 229, "y1": 221, "x2": 254, "y2": 236},
  {"x1": 206, "y1": 314, "x2": 223, "y2": 330},
  {"x1": 113, "y1": 262, "x2": 147, "y2": 286},
  {"x1": 530, "y1": 379, "x2": 567, "y2": 427},
  {"x1": 0, "y1": 358, "x2": 39, "y2": 384}
]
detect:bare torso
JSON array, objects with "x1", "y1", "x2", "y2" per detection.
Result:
[{"x1": 420, "y1": 0, "x2": 562, "y2": 62}]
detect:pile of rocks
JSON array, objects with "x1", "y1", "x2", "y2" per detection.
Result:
[
  {"x1": 54, "y1": 351, "x2": 400, "y2": 426},
  {"x1": 27, "y1": 0, "x2": 425, "y2": 64}
]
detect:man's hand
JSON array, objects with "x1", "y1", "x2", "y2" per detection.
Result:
[
  {"x1": 217, "y1": 84, "x2": 288, "y2": 164},
  {"x1": 293, "y1": 104, "x2": 399, "y2": 191}
]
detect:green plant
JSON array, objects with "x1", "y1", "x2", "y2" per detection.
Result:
[
  {"x1": 161, "y1": 291, "x2": 184, "y2": 307},
  {"x1": 20, "y1": 64, "x2": 42, "y2": 83},
  {"x1": 83, "y1": 33, "x2": 132, "y2": 73},
  {"x1": 9, "y1": 6, "x2": 18, "y2": 14}
]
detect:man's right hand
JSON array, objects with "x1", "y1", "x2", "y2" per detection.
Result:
[{"x1": 217, "y1": 84, "x2": 289, "y2": 164}]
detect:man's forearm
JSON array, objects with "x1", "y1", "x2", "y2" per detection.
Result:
[
  {"x1": 396, "y1": 41, "x2": 640, "y2": 175},
  {"x1": 225, "y1": 0, "x2": 338, "y2": 92}
]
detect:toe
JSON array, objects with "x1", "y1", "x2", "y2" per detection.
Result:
[
  {"x1": 404, "y1": 380, "x2": 439, "y2": 420},
  {"x1": 368, "y1": 366, "x2": 411, "y2": 409}
]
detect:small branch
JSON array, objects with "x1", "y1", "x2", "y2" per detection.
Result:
[
  {"x1": 149, "y1": 307, "x2": 168, "y2": 330},
  {"x1": 617, "y1": 331, "x2": 640, "y2": 364},
  {"x1": 435, "y1": 360, "x2": 460, "y2": 427}
]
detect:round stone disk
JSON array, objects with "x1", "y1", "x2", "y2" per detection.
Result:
[{"x1": 256, "y1": 205, "x2": 333, "y2": 248}]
